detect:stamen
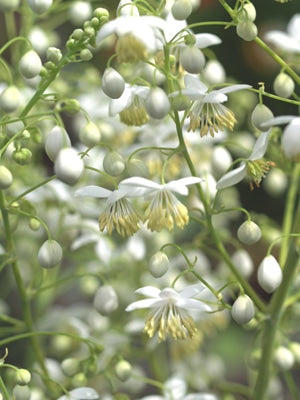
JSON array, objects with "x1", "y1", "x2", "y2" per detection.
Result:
[
  {"x1": 246, "y1": 159, "x2": 275, "y2": 190},
  {"x1": 120, "y1": 97, "x2": 149, "y2": 126},
  {"x1": 116, "y1": 34, "x2": 148, "y2": 62}
]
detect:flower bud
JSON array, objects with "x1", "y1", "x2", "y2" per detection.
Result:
[
  {"x1": 231, "y1": 294, "x2": 255, "y2": 325},
  {"x1": 45, "y1": 126, "x2": 71, "y2": 161},
  {"x1": 289, "y1": 342, "x2": 300, "y2": 364},
  {"x1": 274, "y1": 346, "x2": 295, "y2": 371},
  {"x1": 273, "y1": 72, "x2": 295, "y2": 98},
  {"x1": 72, "y1": 373, "x2": 87, "y2": 388},
  {"x1": 54, "y1": 147, "x2": 84, "y2": 185},
  {"x1": 251, "y1": 104, "x2": 274, "y2": 131},
  {"x1": 80, "y1": 49, "x2": 93, "y2": 61},
  {"x1": 102, "y1": 68, "x2": 125, "y2": 99},
  {"x1": 79, "y1": 121, "x2": 101, "y2": 147},
  {"x1": 257, "y1": 255, "x2": 282, "y2": 293},
  {"x1": 27, "y1": 0, "x2": 53, "y2": 14},
  {"x1": 202, "y1": 60, "x2": 226, "y2": 84},
  {"x1": 61, "y1": 358, "x2": 81, "y2": 377},
  {"x1": 5, "y1": 120, "x2": 24, "y2": 138},
  {"x1": 93, "y1": 285, "x2": 119, "y2": 315},
  {"x1": 0, "y1": 0, "x2": 20, "y2": 11},
  {"x1": 56, "y1": 387, "x2": 99, "y2": 400},
  {"x1": 126, "y1": 158, "x2": 148, "y2": 178},
  {"x1": 145, "y1": 87, "x2": 170, "y2": 119},
  {"x1": 117, "y1": 0, "x2": 139, "y2": 16},
  {"x1": 149, "y1": 251, "x2": 169, "y2": 278},
  {"x1": 0, "y1": 85, "x2": 21, "y2": 113},
  {"x1": 231, "y1": 249, "x2": 254, "y2": 279},
  {"x1": 263, "y1": 168, "x2": 288, "y2": 197},
  {"x1": 103, "y1": 151, "x2": 125, "y2": 176},
  {"x1": 12, "y1": 385, "x2": 31, "y2": 400},
  {"x1": 93, "y1": 7, "x2": 109, "y2": 21},
  {"x1": 0, "y1": 165, "x2": 13, "y2": 189},
  {"x1": 237, "y1": 220, "x2": 261, "y2": 245},
  {"x1": 236, "y1": 20, "x2": 257, "y2": 41},
  {"x1": 19, "y1": 50, "x2": 42, "y2": 79},
  {"x1": 242, "y1": 3, "x2": 256, "y2": 21},
  {"x1": 281, "y1": 118, "x2": 300, "y2": 161},
  {"x1": 15, "y1": 369, "x2": 31, "y2": 386},
  {"x1": 211, "y1": 146, "x2": 233, "y2": 178},
  {"x1": 171, "y1": 0, "x2": 193, "y2": 20},
  {"x1": 115, "y1": 360, "x2": 132, "y2": 381},
  {"x1": 29, "y1": 217, "x2": 41, "y2": 231},
  {"x1": 69, "y1": 1, "x2": 93, "y2": 25},
  {"x1": 46, "y1": 47, "x2": 62, "y2": 63},
  {"x1": 13, "y1": 148, "x2": 32, "y2": 165},
  {"x1": 38, "y1": 239, "x2": 63, "y2": 269},
  {"x1": 180, "y1": 46, "x2": 205, "y2": 74},
  {"x1": 170, "y1": 93, "x2": 191, "y2": 111}
]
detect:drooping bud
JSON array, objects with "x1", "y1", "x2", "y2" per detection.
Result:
[
  {"x1": 61, "y1": 358, "x2": 81, "y2": 377},
  {"x1": 102, "y1": 68, "x2": 125, "y2": 99},
  {"x1": 69, "y1": 1, "x2": 93, "y2": 25},
  {"x1": 12, "y1": 385, "x2": 31, "y2": 400},
  {"x1": 180, "y1": 46, "x2": 205, "y2": 74},
  {"x1": 274, "y1": 346, "x2": 295, "y2": 371},
  {"x1": 15, "y1": 369, "x2": 31, "y2": 386},
  {"x1": 114, "y1": 360, "x2": 132, "y2": 382},
  {"x1": 263, "y1": 168, "x2": 288, "y2": 197},
  {"x1": 46, "y1": 47, "x2": 62, "y2": 64},
  {"x1": 149, "y1": 251, "x2": 169, "y2": 278},
  {"x1": 237, "y1": 220, "x2": 262, "y2": 245},
  {"x1": 273, "y1": 72, "x2": 295, "y2": 98},
  {"x1": 231, "y1": 249, "x2": 254, "y2": 279},
  {"x1": 45, "y1": 126, "x2": 71, "y2": 161},
  {"x1": 0, "y1": 165, "x2": 13, "y2": 189},
  {"x1": 126, "y1": 158, "x2": 148, "y2": 178},
  {"x1": 202, "y1": 60, "x2": 226, "y2": 84},
  {"x1": 241, "y1": 3, "x2": 256, "y2": 21},
  {"x1": 251, "y1": 104, "x2": 274, "y2": 131},
  {"x1": 54, "y1": 147, "x2": 84, "y2": 185},
  {"x1": 37, "y1": 239, "x2": 63, "y2": 269},
  {"x1": 12, "y1": 148, "x2": 32, "y2": 165},
  {"x1": 27, "y1": 0, "x2": 53, "y2": 14},
  {"x1": 257, "y1": 255, "x2": 282, "y2": 293},
  {"x1": 145, "y1": 87, "x2": 170, "y2": 119},
  {"x1": 19, "y1": 50, "x2": 42, "y2": 79},
  {"x1": 0, "y1": 85, "x2": 21, "y2": 113},
  {"x1": 231, "y1": 294, "x2": 255, "y2": 325},
  {"x1": 171, "y1": 0, "x2": 193, "y2": 20},
  {"x1": 79, "y1": 121, "x2": 101, "y2": 147},
  {"x1": 93, "y1": 285, "x2": 119, "y2": 315},
  {"x1": 281, "y1": 118, "x2": 300, "y2": 161},
  {"x1": 236, "y1": 20, "x2": 257, "y2": 41},
  {"x1": 103, "y1": 151, "x2": 125, "y2": 176},
  {"x1": 5, "y1": 120, "x2": 24, "y2": 138},
  {"x1": 211, "y1": 146, "x2": 233, "y2": 178},
  {"x1": 72, "y1": 373, "x2": 87, "y2": 388},
  {"x1": 80, "y1": 49, "x2": 93, "y2": 61}
]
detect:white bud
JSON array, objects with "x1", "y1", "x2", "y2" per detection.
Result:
[
  {"x1": 103, "y1": 151, "x2": 125, "y2": 176},
  {"x1": 0, "y1": 165, "x2": 13, "y2": 189},
  {"x1": 45, "y1": 126, "x2": 71, "y2": 161},
  {"x1": 231, "y1": 249, "x2": 254, "y2": 279},
  {"x1": 28, "y1": 27, "x2": 49, "y2": 55},
  {"x1": 251, "y1": 104, "x2": 274, "y2": 131},
  {"x1": 54, "y1": 147, "x2": 84, "y2": 185},
  {"x1": 0, "y1": 85, "x2": 21, "y2": 113},
  {"x1": 126, "y1": 158, "x2": 149, "y2": 178},
  {"x1": 211, "y1": 146, "x2": 233, "y2": 178},
  {"x1": 56, "y1": 387, "x2": 99, "y2": 400},
  {"x1": 114, "y1": 360, "x2": 132, "y2": 381},
  {"x1": 61, "y1": 358, "x2": 81, "y2": 377},
  {"x1": 102, "y1": 68, "x2": 125, "y2": 99},
  {"x1": 263, "y1": 168, "x2": 288, "y2": 197},
  {"x1": 257, "y1": 255, "x2": 282, "y2": 293},
  {"x1": 242, "y1": 3, "x2": 256, "y2": 21},
  {"x1": 274, "y1": 346, "x2": 295, "y2": 371},
  {"x1": 79, "y1": 121, "x2": 101, "y2": 147},
  {"x1": 38, "y1": 239, "x2": 63, "y2": 269},
  {"x1": 171, "y1": 0, "x2": 193, "y2": 20},
  {"x1": 237, "y1": 220, "x2": 261, "y2": 245},
  {"x1": 231, "y1": 294, "x2": 255, "y2": 324},
  {"x1": 289, "y1": 342, "x2": 300, "y2": 364},
  {"x1": 236, "y1": 20, "x2": 257, "y2": 41},
  {"x1": 19, "y1": 50, "x2": 42, "y2": 79},
  {"x1": 273, "y1": 72, "x2": 295, "y2": 98},
  {"x1": 5, "y1": 120, "x2": 24, "y2": 138},
  {"x1": 15, "y1": 369, "x2": 31, "y2": 386},
  {"x1": 93, "y1": 285, "x2": 119, "y2": 315},
  {"x1": 47, "y1": 47, "x2": 62, "y2": 63},
  {"x1": 149, "y1": 251, "x2": 169, "y2": 278},
  {"x1": 68, "y1": 1, "x2": 93, "y2": 25},
  {"x1": 27, "y1": 0, "x2": 53, "y2": 14},
  {"x1": 202, "y1": 60, "x2": 226, "y2": 84},
  {"x1": 117, "y1": 0, "x2": 139, "y2": 16},
  {"x1": 180, "y1": 46, "x2": 205, "y2": 74},
  {"x1": 0, "y1": 0, "x2": 20, "y2": 11},
  {"x1": 281, "y1": 118, "x2": 300, "y2": 161},
  {"x1": 145, "y1": 87, "x2": 170, "y2": 119},
  {"x1": 12, "y1": 385, "x2": 31, "y2": 400}
]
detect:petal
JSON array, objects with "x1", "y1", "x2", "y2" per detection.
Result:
[
  {"x1": 176, "y1": 298, "x2": 211, "y2": 312},
  {"x1": 96, "y1": 20, "x2": 118, "y2": 45},
  {"x1": 109, "y1": 86, "x2": 133, "y2": 115},
  {"x1": 204, "y1": 91, "x2": 227, "y2": 103},
  {"x1": 287, "y1": 14, "x2": 300, "y2": 40},
  {"x1": 265, "y1": 31, "x2": 300, "y2": 53},
  {"x1": 135, "y1": 286, "x2": 161, "y2": 297},
  {"x1": 184, "y1": 394, "x2": 218, "y2": 400},
  {"x1": 216, "y1": 84, "x2": 252, "y2": 95},
  {"x1": 179, "y1": 283, "x2": 206, "y2": 298},
  {"x1": 184, "y1": 75, "x2": 208, "y2": 93},
  {"x1": 216, "y1": 163, "x2": 247, "y2": 189},
  {"x1": 261, "y1": 115, "x2": 296, "y2": 128},
  {"x1": 249, "y1": 129, "x2": 272, "y2": 160},
  {"x1": 125, "y1": 298, "x2": 160, "y2": 311},
  {"x1": 165, "y1": 177, "x2": 203, "y2": 195},
  {"x1": 195, "y1": 33, "x2": 222, "y2": 48},
  {"x1": 75, "y1": 186, "x2": 112, "y2": 198},
  {"x1": 119, "y1": 177, "x2": 162, "y2": 194}
]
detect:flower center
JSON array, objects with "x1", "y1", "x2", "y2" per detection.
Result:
[
  {"x1": 116, "y1": 33, "x2": 148, "y2": 63},
  {"x1": 246, "y1": 159, "x2": 275, "y2": 190},
  {"x1": 98, "y1": 198, "x2": 141, "y2": 236},
  {"x1": 119, "y1": 96, "x2": 149, "y2": 126}
]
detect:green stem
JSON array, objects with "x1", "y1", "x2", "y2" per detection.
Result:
[{"x1": 0, "y1": 376, "x2": 10, "y2": 400}]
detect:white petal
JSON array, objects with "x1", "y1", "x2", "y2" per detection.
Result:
[
  {"x1": 75, "y1": 186, "x2": 112, "y2": 198},
  {"x1": 287, "y1": 14, "x2": 300, "y2": 40},
  {"x1": 179, "y1": 283, "x2": 206, "y2": 298},
  {"x1": 217, "y1": 84, "x2": 252, "y2": 95},
  {"x1": 176, "y1": 298, "x2": 211, "y2": 311},
  {"x1": 261, "y1": 115, "x2": 296, "y2": 128},
  {"x1": 71, "y1": 233, "x2": 98, "y2": 250},
  {"x1": 135, "y1": 286, "x2": 161, "y2": 297},
  {"x1": 185, "y1": 394, "x2": 218, "y2": 400},
  {"x1": 204, "y1": 91, "x2": 227, "y2": 103},
  {"x1": 184, "y1": 75, "x2": 208, "y2": 92},
  {"x1": 249, "y1": 129, "x2": 271, "y2": 160},
  {"x1": 109, "y1": 86, "x2": 133, "y2": 115},
  {"x1": 166, "y1": 177, "x2": 203, "y2": 195},
  {"x1": 96, "y1": 20, "x2": 118, "y2": 45},
  {"x1": 265, "y1": 31, "x2": 300, "y2": 53},
  {"x1": 216, "y1": 163, "x2": 247, "y2": 189},
  {"x1": 125, "y1": 298, "x2": 160, "y2": 311},
  {"x1": 195, "y1": 33, "x2": 222, "y2": 48},
  {"x1": 119, "y1": 177, "x2": 162, "y2": 193}
]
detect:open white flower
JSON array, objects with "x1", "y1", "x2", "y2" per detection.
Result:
[
  {"x1": 216, "y1": 129, "x2": 273, "y2": 190},
  {"x1": 264, "y1": 14, "x2": 300, "y2": 53},
  {"x1": 126, "y1": 284, "x2": 211, "y2": 341},
  {"x1": 75, "y1": 185, "x2": 141, "y2": 236},
  {"x1": 119, "y1": 176, "x2": 203, "y2": 231},
  {"x1": 171, "y1": 75, "x2": 251, "y2": 136}
]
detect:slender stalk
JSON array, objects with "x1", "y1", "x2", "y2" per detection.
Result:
[{"x1": 0, "y1": 376, "x2": 10, "y2": 400}]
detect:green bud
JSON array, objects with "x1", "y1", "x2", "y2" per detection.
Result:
[
  {"x1": 46, "y1": 46, "x2": 62, "y2": 63},
  {"x1": 29, "y1": 218, "x2": 41, "y2": 231},
  {"x1": 12, "y1": 148, "x2": 32, "y2": 165},
  {"x1": 103, "y1": 151, "x2": 125, "y2": 176},
  {"x1": 15, "y1": 369, "x2": 31, "y2": 385},
  {"x1": 93, "y1": 7, "x2": 109, "y2": 20},
  {"x1": 72, "y1": 372, "x2": 87, "y2": 388},
  {"x1": 79, "y1": 121, "x2": 101, "y2": 147},
  {"x1": 236, "y1": 20, "x2": 257, "y2": 41},
  {"x1": 72, "y1": 28, "x2": 84, "y2": 41},
  {"x1": 170, "y1": 93, "x2": 191, "y2": 111},
  {"x1": 0, "y1": 165, "x2": 13, "y2": 189},
  {"x1": 61, "y1": 358, "x2": 80, "y2": 377},
  {"x1": 273, "y1": 72, "x2": 295, "y2": 98},
  {"x1": 91, "y1": 17, "x2": 100, "y2": 29},
  {"x1": 84, "y1": 26, "x2": 95, "y2": 38},
  {"x1": 184, "y1": 34, "x2": 197, "y2": 46},
  {"x1": 44, "y1": 61, "x2": 56, "y2": 70},
  {"x1": 80, "y1": 48, "x2": 93, "y2": 61},
  {"x1": 115, "y1": 360, "x2": 132, "y2": 382},
  {"x1": 149, "y1": 251, "x2": 169, "y2": 278},
  {"x1": 67, "y1": 38, "x2": 77, "y2": 50}
]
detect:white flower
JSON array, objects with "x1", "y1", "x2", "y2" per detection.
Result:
[
  {"x1": 171, "y1": 75, "x2": 251, "y2": 136},
  {"x1": 75, "y1": 185, "x2": 141, "y2": 236},
  {"x1": 264, "y1": 14, "x2": 300, "y2": 53},
  {"x1": 126, "y1": 284, "x2": 211, "y2": 341},
  {"x1": 119, "y1": 176, "x2": 203, "y2": 231},
  {"x1": 56, "y1": 387, "x2": 99, "y2": 400},
  {"x1": 216, "y1": 129, "x2": 273, "y2": 190},
  {"x1": 96, "y1": 12, "x2": 166, "y2": 62}
]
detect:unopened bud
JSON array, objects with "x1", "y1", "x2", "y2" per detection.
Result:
[
  {"x1": 54, "y1": 147, "x2": 84, "y2": 185},
  {"x1": 236, "y1": 20, "x2": 257, "y2": 41},
  {"x1": 281, "y1": 118, "x2": 300, "y2": 161},
  {"x1": 237, "y1": 220, "x2": 261, "y2": 245},
  {"x1": 145, "y1": 87, "x2": 170, "y2": 119},
  {"x1": 274, "y1": 346, "x2": 295, "y2": 371},
  {"x1": 257, "y1": 255, "x2": 282, "y2": 293},
  {"x1": 61, "y1": 358, "x2": 81, "y2": 377},
  {"x1": 93, "y1": 285, "x2": 119, "y2": 315},
  {"x1": 102, "y1": 68, "x2": 125, "y2": 99},
  {"x1": 202, "y1": 60, "x2": 226, "y2": 84},
  {"x1": 263, "y1": 168, "x2": 288, "y2": 197},
  {"x1": 80, "y1": 49, "x2": 93, "y2": 61},
  {"x1": 72, "y1": 373, "x2": 87, "y2": 388},
  {"x1": 46, "y1": 47, "x2": 62, "y2": 63},
  {"x1": 12, "y1": 148, "x2": 32, "y2": 165},
  {"x1": 45, "y1": 126, "x2": 71, "y2": 161},
  {"x1": 211, "y1": 146, "x2": 233, "y2": 178},
  {"x1": 231, "y1": 249, "x2": 254, "y2": 278},
  {"x1": 103, "y1": 151, "x2": 125, "y2": 176},
  {"x1": 0, "y1": 165, "x2": 13, "y2": 189},
  {"x1": 251, "y1": 104, "x2": 274, "y2": 131},
  {"x1": 29, "y1": 218, "x2": 41, "y2": 231},
  {"x1": 37, "y1": 239, "x2": 63, "y2": 269},
  {"x1": 57, "y1": 387, "x2": 99, "y2": 400},
  {"x1": 241, "y1": 3, "x2": 256, "y2": 21},
  {"x1": 68, "y1": 1, "x2": 92, "y2": 26},
  {"x1": 93, "y1": 7, "x2": 109, "y2": 21},
  {"x1": 0, "y1": 85, "x2": 21, "y2": 113},
  {"x1": 180, "y1": 46, "x2": 205, "y2": 74},
  {"x1": 171, "y1": 0, "x2": 193, "y2": 20},
  {"x1": 0, "y1": 0, "x2": 20, "y2": 11},
  {"x1": 231, "y1": 294, "x2": 255, "y2": 324},
  {"x1": 115, "y1": 360, "x2": 132, "y2": 382},
  {"x1": 126, "y1": 158, "x2": 148, "y2": 178},
  {"x1": 79, "y1": 121, "x2": 101, "y2": 147},
  {"x1": 19, "y1": 50, "x2": 42, "y2": 79},
  {"x1": 289, "y1": 342, "x2": 300, "y2": 364},
  {"x1": 170, "y1": 93, "x2": 191, "y2": 111},
  {"x1": 273, "y1": 72, "x2": 295, "y2": 99},
  {"x1": 5, "y1": 120, "x2": 24, "y2": 138},
  {"x1": 12, "y1": 385, "x2": 31, "y2": 400},
  {"x1": 27, "y1": 0, "x2": 53, "y2": 14},
  {"x1": 15, "y1": 369, "x2": 31, "y2": 386},
  {"x1": 149, "y1": 251, "x2": 169, "y2": 278}
]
